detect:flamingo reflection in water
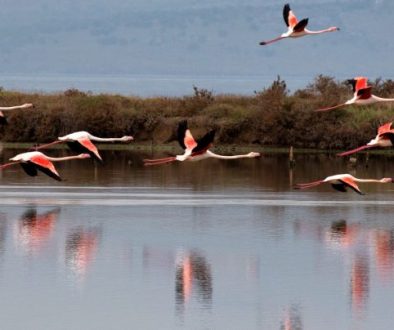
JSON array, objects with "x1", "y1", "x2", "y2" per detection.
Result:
[
  {"x1": 371, "y1": 230, "x2": 394, "y2": 281},
  {"x1": 350, "y1": 255, "x2": 369, "y2": 313},
  {"x1": 280, "y1": 304, "x2": 303, "y2": 330},
  {"x1": 65, "y1": 228, "x2": 100, "y2": 281},
  {"x1": 15, "y1": 208, "x2": 60, "y2": 254},
  {"x1": 175, "y1": 251, "x2": 212, "y2": 313}
]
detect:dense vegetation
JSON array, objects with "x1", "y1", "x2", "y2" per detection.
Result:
[{"x1": 1, "y1": 75, "x2": 394, "y2": 150}]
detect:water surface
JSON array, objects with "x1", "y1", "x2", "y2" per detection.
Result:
[{"x1": 0, "y1": 148, "x2": 394, "y2": 329}]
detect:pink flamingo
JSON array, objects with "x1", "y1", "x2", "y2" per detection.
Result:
[
  {"x1": 259, "y1": 3, "x2": 339, "y2": 46},
  {"x1": 315, "y1": 77, "x2": 394, "y2": 112},
  {"x1": 144, "y1": 120, "x2": 260, "y2": 166},
  {"x1": 0, "y1": 151, "x2": 90, "y2": 181},
  {"x1": 0, "y1": 103, "x2": 34, "y2": 124},
  {"x1": 295, "y1": 174, "x2": 393, "y2": 195},
  {"x1": 34, "y1": 131, "x2": 133, "y2": 162},
  {"x1": 338, "y1": 122, "x2": 394, "y2": 156}
]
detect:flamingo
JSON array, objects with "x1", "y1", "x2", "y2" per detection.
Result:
[
  {"x1": 0, "y1": 151, "x2": 90, "y2": 181},
  {"x1": 259, "y1": 3, "x2": 339, "y2": 46},
  {"x1": 144, "y1": 120, "x2": 260, "y2": 166},
  {"x1": 33, "y1": 131, "x2": 133, "y2": 162},
  {"x1": 295, "y1": 174, "x2": 393, "y2": 195},
  {"x1": 315, "y1": 77, "x2": 394, "y2": 112},
  {"x1": 0, "y1": 103, "x2": 34, "y2": 124},
  {"x1": 338, "y1": 122, "x2": 394, "y2": 157}
]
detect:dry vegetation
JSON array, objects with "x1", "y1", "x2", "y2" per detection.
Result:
[{"x1": 1, "y1": 75, "x2": 394, "y2": 150}]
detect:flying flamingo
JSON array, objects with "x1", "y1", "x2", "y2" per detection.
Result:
[
  {"x1": 338, "y1": 122, "x2": 394, "y2": 157},
  {"x1": 0, "y1": 103, "x2": 34, "y2": 124},
  {"x1": 0, "y1": 151, "x2": 90, "y2": 181},
  {"x1": 259, "y1": 3, "x2": 339, "y2": 46},
  {"x1": 33, "y1": 131, "x2": 133, "y2": 162},
  {"x1": 295, "y1": 174, "x2": 393, "y2": 195},
  {"x1": 315, "y1": 77, "x2": 394, "y2": 112},
  {"x1": 144, "y1": 120, "x2": 260, "y2": 166}
]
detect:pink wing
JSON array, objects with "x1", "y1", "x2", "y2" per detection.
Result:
[
  {"x1": 354, "y1": 77, "x2": 368, "y2": 92},
  {"x1": 378, "y1": 122, "x2": 393, "y2": 135},
  {"x1": 78, "y1": 138, "x2": 102, "y2": 161},
  {"x1": 184, "y1": 130, "x2": 198, "y2": 151},
  {"x1": 340, "y1": 177, "x2": 363, "y2": 195},
  {"x1": 30, "y1": 155, "x2": 59, "y2": 177}
]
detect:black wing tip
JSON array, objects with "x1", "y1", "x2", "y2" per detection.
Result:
[
  {"x1": 178, "y1": 119, "x2": 188, "y2": 128},
  {"x1": 284, "y1": 3, "x2": 290, "y2": 9},
  {"x1": 0, "y1": 116, "x2": 8, "y2": 125}
]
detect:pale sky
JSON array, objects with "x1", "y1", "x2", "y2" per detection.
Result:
[{"x1": 0, "y1": 0, "x2": 392, "y2": 81}]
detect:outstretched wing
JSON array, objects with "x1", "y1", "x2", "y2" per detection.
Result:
[
  {"x1": 377, "y1": 122, "x2": 394, "y2": 145},
  {"x1": 29, "y1": 155, "x2": 61, "y2": 181},
  {"x1": 192, "y1": 130, "x2": 216, "y2": 153},
  {"x1": 356, "y1": 87, "x2": 372, "y2": 100},
  {"x1": 378, "y1": 122, "x2": 393, "y2": 135},
  {"x1": 20, "y1": 162, "x2": 38, "y2": 177},
  {"x1": 331, "y1": 183, "x2": 347, "y2": 193},
  {"x1": 0, "y1": 111, "x2": 7, "y2": 125},
  {"x1": 77, "y1": 138, "x2": 102, "y2": 162},
  {"x1": 283, "y1": 4, "x2": 298, "y2": 28},
  {"x1": 177, "y1": 120, "x2": 197, "y2": 151},
  {"x1": 293, "y1": 18, "x2": 308, "y2": 32},
  {"x1": 347, "y1": 77, "x2": 368, "y2": 93},
  {"x1": 339, "y1": 177, "x2": 364, "y2": 195}
]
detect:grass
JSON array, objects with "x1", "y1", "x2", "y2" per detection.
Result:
[{"x1": 1, "y1": 75, "x2": 394, "y2": 151}]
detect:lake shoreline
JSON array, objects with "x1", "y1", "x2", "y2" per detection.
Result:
[{"x1": 1, "y1": 142, "x2": 394, "y2": 156}]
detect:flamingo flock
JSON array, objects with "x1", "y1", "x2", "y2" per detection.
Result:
[{"x1": 0, "y1": 3, "x2": 393, "y2": 195}]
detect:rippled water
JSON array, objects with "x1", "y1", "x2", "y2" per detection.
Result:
[{"x1": 1, "y1": 148, "x2": 394, "y2": 329}]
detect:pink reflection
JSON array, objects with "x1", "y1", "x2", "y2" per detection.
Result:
[
  {"x1": 350, "y1": 255, "x2": 369, "y2": 313},
  {"x1": 372, "y1": 230, "x2": 394, "y2": 280},
  {"x1": 325, "y1": 220, "x2": 360, "y2": 249},
  {"x1": 280, "y1": 305, "x2": 303, "y2": 330},
  {"x1": 14, "y1": 208, "x2": 60, "y2": 254},
  {"x1": 175, "y1": 251, "x2": 212, "y2": 312},
  {"x1": 65, "y1": 228, "x2": 99, "y2": 281}
]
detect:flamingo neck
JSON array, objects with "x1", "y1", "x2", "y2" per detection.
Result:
[
  {"x1": 45, "y1": 155, "x2": 85, "y2": 162},
  {"x1": 87, "y1": 134, "x2": 126, "y2": 142},
  {"x1": 353, "y1": 178, "x2": 381, "y2": 183},
  {"x1": 205, "y1": 150, "x2": 252, "y2": 160},
  {"x1": 0, "y1": 105, "x2": 28, "y2": 111},
  {"x1": 372, "y1": 95, "x2": 394, "y2": 102},
  {"x1": 305, "y1": 28, "x2": 334, "y2": 35}
]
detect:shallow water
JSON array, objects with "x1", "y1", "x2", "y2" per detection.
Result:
[{"x1": 1, "y1": 148, "x2": 394, "y2": 329}]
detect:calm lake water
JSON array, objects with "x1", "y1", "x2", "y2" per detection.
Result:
[{"x1": 0, "y1": 147, "x2": 394, "y2": 329}]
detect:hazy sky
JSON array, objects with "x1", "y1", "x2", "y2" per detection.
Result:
[{"x1": 0, "y1": 0, "x2": 392, "y2": 81}]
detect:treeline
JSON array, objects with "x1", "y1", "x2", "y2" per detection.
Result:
[{"x1": 1, "y1": 75, "x2": 394, "y2": 150}]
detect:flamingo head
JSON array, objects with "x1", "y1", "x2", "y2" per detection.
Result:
[
  {"x1": 247, "y1": 152, "x2": 261, "y2": 158},
  {"x1": 380, "y1": 178, "x2": 394, "y2": 183},
  {"x1": 78, "y1": 153, "x2": 91, "y2": 159},
  {"x1": 22, "y1": 103, "x2": 34, "y2": 109},
  {"x1": 121, "y1": 136, "x2": 134, "y2": 142},
  {"x1": 329, "y1": 27, "x2": 340, "y2": 32}
]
